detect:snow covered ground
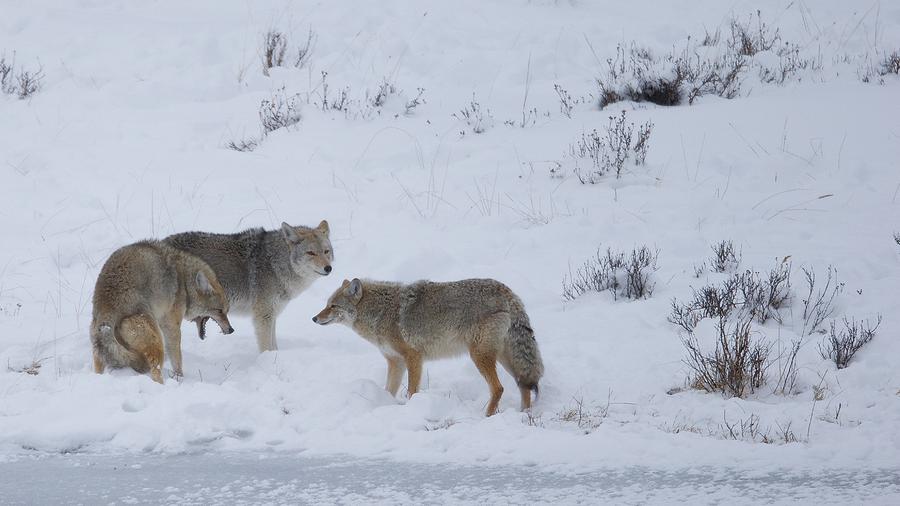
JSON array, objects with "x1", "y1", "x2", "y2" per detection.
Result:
[{"x1": 1, "y1": 0, "x2": 899, "y2": 503}]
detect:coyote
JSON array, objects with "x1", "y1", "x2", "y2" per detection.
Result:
[
  {"x1": 313, "y1": 278, "x2": 543, "y2": 416},
  {"x1": 90, "y1": 240, "x2": 233, "y2": 383},
  {"x1": 164, "y1": 221, "x2": 333, "y2": 352}
]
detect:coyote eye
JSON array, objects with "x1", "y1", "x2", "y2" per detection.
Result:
[
  {"x1": 306, "y1": 251, "x2": 316, "y2": 256},
  {"x1": 324, "y1": 250, "x2": 330, "y2": 255}
]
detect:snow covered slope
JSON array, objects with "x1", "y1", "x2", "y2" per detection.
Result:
[{"x1": 1, "y1": 0, "x2": 898, "y2": 492}]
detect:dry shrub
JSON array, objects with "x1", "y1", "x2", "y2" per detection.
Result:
[
  {"x1": 563, "y1": 246, "x2": 658, "y2": 301},
  {"x1": 668, "y1": 260, "x2": 791, "y2": 332},
  {"x1": 259, "y1": 87, "x2": 302, "y2": 134},
  {"x1": 570, "y1": 110, "x2": 653, "y2": 182},
  {"x1": 596, "y1": 11, "x2": 819, "y2": 108},
  {"x1": 819, "y1": 316, "x2": 881, "y2": 369},
  {"x1": 800, "y1": 265, "x2": 843, "y2": 335},
  {"x1": 261, "y1": 30, "x2": 288, "y2": 76},
  {"x1": 710, "y1": 239, "x2": 741, "y2": 273},
  {"x1": 682, "y1": 317, "x2": 769, "y2": 397},
  {"x1": 0, "y1": 54, "x2": 44, "y2": 99}
]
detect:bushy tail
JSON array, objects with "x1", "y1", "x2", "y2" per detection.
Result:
[
  {"x1": 505, "y1": 298, "x2": 544, "y2": 395},
  {"x1": 96, "y1": 319, "x2": 149, "y2": 373}
]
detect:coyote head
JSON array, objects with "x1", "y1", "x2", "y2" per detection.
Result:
[
  {"x1": 281, "y1": 220, "x2": 333, "y2": 277},
  {"x1": 187, "y1": 268, "x2": 233, "y2": 337},
  {"x1": 312, "y1": 278, "x2": 362, "y2": 325}
]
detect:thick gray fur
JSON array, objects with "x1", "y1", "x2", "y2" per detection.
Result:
[{"x1": 164, "y1": 221, "x2": 332, "y2": 352}]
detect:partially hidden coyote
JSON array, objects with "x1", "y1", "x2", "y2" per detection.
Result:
[{"x1": 90, "y1": 240, "x2": 233, "y2": 383}]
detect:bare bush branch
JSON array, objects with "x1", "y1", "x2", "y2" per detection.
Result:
[
  {"x1": 603, "y1": 110, "x2": 632, "y2": 177},
  {"x1": 710, "y1": 240, "x2": 741, "y2": 272},
  {"x1": 728, "y1": 10, "x2": 780, "y2": 56},
  {"x1": 633, "y1": 120, "x2": 654, "y2": 165},
  {"x1": 226, "y1": 138, "x2": 259, "y2": 152},
  {"x1": 369, "y1": 77, "x2": 397, "y2": 108},
  {"x1": 682, "y1": 316, "x2": 769, "y2": 397},
  {"x1": 260, "y1": 87, "x2": 302, "y2": 134},
  {"x1": 294, "y1": 28, "x2": 317, "y2": 69},
  {"x1": 773, "y1": 339, "x2": 802, "y2": 395},
  {"x1": 819, "y1": 316, "x2": 881, "y2": 369},
  {"x1": 553, "y1": 83, "x2": 577, "y2": 118},
  {"x1": 801, "y1": 265, "x2": 843, "y2": 335},
  {"x1": 0, "y1": 57, "x2": 10, "y2": 92},
  {"x1": 882, "y1": 51, "x2": 900, "y2": 75},
  {"x1": 14, "y1": 68, "x2": 43, "y2": 99},
  {"x1": 0, "y1": 54, "x2": 43, "y2": 99},
  {"x1": 553, "y1": 395, "x2": 610, "y2": 433},
  {"x1": 262, "y1": 30, "x2": 288, "y2": 76},
  {"x1": 860, "y1": 49, "x2": 900, "y2": 83},
  {"x1": 764, "y1": 260, "x2": 792, "y2": 318},
  {"x1": 669, "y1": 259, "x2": 790, "y2": 332},
  {"x1": 624, "y1": 246, "x2": 659, "y2": 299},
  {"x1": 564, "y1": 246, "x2": 658, "y2": 301},
  {"x1": 453, "y1": 93, "x2": 493, "y2": 135},
  {"x1": 569, "y1": 110, "x2": 652, "y2": 182},
  {"x1": 404, "y1": 87, "x2": 426, "y2": 115},
  {"x1": 596, "y1": 12, "x2": 818, "y2": 108}
]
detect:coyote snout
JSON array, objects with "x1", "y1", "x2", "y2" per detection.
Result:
[
  {"x1": 311, "y1": 307, "x2": 337, "y2": 325},
  {"x1": 194, "y1": 313, "x2": 235, "y2": 340}
]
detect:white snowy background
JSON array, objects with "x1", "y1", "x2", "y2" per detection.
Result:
[{"x1": 1, "y1": 0, "x2": 899, "y2": 503}]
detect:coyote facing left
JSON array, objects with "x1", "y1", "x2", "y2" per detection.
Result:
[
  {"x1": 90, "y1": 240, "x2": 233, "y2": 383},
  {"x1": 313, "y1": 278, "x2": 544, "y2": 416}
]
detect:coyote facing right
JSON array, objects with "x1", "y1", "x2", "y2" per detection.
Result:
[
  {"x1": 313, "y1": 278, "x2": 544, "y2": 416},
  {"x1": 164, "y1": 220, "x2": 333, "y2": 352}
]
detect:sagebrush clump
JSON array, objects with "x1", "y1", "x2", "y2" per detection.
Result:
[
  {"x1": 316, "y1": 72, "x2": 418, "y2": 120},
  {"x1": 596, "y1": 11, "x2": 820, "y2": 108},
  {"x1": 261, "y1": 28, "x2": 317, "y2": 76},
  {"x1": 569, "y1": 110, "x2": 653, "y2": 182},
  {"x1": 819, "y1": 316, "x2": 881, "y2": 369},
  {"x1": 671, "y1": 251, "x2": 800, "y2": 398},
  {"x1": 681, "y1": 316, "x2": 769, "y2": 397},
  {"x1": 454, "y1": 93, "x2": 493, "y2": 135},
  {"x1": 0, "y1": 53, "x2": 43, "y2": 99},
  {"x1": 860, "y1": 50, "x2": 900, "y2": 84},
  {"x1": 563, "y1": 246, "x2": 658, "y2": 301},
  {"x1": 668, "y1": 259, "x2": 791, "y2": 332},
  {"x1": 260, "y1": 87, "x2": 302, "y2": 134}
]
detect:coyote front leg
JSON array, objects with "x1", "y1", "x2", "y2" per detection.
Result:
[
  {"x1": 159, "y1": 310, "x2": 184, "y2": 378},
  {"x1": 385, "y1": 355, "x2": 406, "y2": 397},
  {"x1": 253, "y1": 306, "x2": 278, "y2": 352}
]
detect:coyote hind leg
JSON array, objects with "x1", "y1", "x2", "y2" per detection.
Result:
[{"x1": 119, "y1": 314, "x2": 166, "y2": 384}]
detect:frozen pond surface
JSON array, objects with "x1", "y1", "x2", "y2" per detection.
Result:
[{"x1": 2, "y1": 452, "x2": 898, "y2": 505}]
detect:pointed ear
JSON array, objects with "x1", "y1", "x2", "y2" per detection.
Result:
[
  {"x1": 346, "y1": 278, "x2": 362, "y2": 301},
  {"x1": 341, "y1": 279, "x2": 350, "y2": 287},
  {"x1": 316, "y1": 220, "x2": 330, "y2": 236},
  {"x1": 195, "y1": 270, "x2": 213, "y2": 294},
  {"x1": 281, "y1": 222, "x2": 300, "y2": 243}
]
